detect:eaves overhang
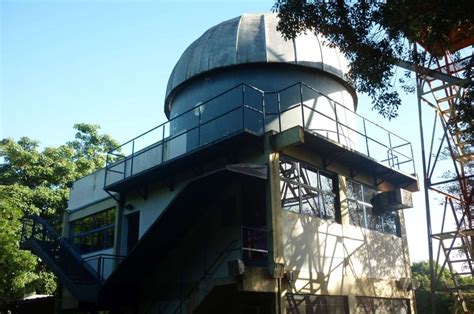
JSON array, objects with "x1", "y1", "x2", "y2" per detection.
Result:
[
  {"x1": 275, "y1": 127, "x2": 419, "y2": 192},
  {"x1": 104, "y1": 131, "x2": 264, "y2": 194}
]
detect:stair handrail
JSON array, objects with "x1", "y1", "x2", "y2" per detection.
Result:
[
  {"x1": 173, "y1": 239, "x2": 239, "y2": 314},
  {"x1": 153, "y1": 239, "x2": 238, "y2": 314},
  {"x1": 23, "y1": 214, "x2": 103, "y2": 283}
]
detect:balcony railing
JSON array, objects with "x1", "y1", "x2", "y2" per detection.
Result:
[
  {"x1": 105, "y1": 82, "x2": 415, "y2": 188},
  {"x1": 83, "y1": 253, "x2": 125, "y2": 282}
]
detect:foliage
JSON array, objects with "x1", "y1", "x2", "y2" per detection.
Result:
[
  {"x1": 273, "y1": 0, "x2": 474, "y2": 120},
  {"x1": 449, "y1": 57, "x2": 474, "y2": 148},
  {"x1": 0, "y1": 124, "x2": 118, "y2": 306},
  {"x1": 412, "y1": 261, "x2": 474, "y2": 313}
]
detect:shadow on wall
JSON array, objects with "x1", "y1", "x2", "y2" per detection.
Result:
[{"x1": 282, "y1": 211, "x2": 407, "y2": 297}]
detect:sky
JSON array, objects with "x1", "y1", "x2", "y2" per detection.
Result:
[{"x1": 1, "y1": 0, "x2": 439, "y2": 263}]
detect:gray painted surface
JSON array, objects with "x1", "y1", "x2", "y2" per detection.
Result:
[
  {"x1": 166, "y1": 13, "x2": 350, "y2": 109},
  {"x1": 167, "y1": 65, "x2": 357, "y2": 154}
]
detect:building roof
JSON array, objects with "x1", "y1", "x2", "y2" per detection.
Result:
[{"x1": 165, "y1": 13, "x2": 350, "y2": 100}]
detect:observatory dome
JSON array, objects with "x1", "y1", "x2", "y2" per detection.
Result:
[{"x1": 165, "y1": 13, "x2": 353, "y2": 116}]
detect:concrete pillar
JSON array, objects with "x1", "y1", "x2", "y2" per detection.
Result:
[
  {"x1": 265, "y1": 132, "x2": 286, "y2": 314},
  {"x1": 338, "y1": 175, "x2": 350, "y2": 226}
]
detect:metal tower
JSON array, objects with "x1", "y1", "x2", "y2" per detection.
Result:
[{"x1": 415, "y1": 42, "x2": 473, "y2": 312}]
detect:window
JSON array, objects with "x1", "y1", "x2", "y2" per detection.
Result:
[
  {"x1": 70, "y1": 208, "x2": 115, "y2": 254},
  {"x1": 355, "y1": 297, "x2": 409, "y2": 313},
  {"x1": 286, "y1": 294, "x2": 348, "y2": 314},
  {"x1": 346, "y1": 180, "x2": 400, "y2": 236},
  {"x1": 280, "y1": 157, "x2": 338, "y2": 220}
]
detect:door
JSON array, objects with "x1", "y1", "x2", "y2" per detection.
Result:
[{"x1": 125, "y1": 211, "x2": 140, "y2": 253}]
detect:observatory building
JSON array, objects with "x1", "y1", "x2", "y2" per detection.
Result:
[{"x1": 21, "y1": 13, "x2": 419, "y2": 313}]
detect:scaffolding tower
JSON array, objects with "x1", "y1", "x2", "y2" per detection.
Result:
[{"x1": 415, "y1": 40, "x2": 473, "y2": 312}]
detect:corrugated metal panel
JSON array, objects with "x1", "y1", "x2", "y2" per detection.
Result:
[
  {"x1": 208, "y1": 17, "x2": 239, "y2": 69},
  {"x1": 236, "y1": 14, "x2": 267, "y2": 63},
  {"x1": 166, "y1": 13, "x2": 349, "y2": 98}
]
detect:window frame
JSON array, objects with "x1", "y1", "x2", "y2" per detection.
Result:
[
  {"x1": 280, "y1": 156, "x2": 340, "y2": 222},
  {"x1": 355, "y1": 296, "x2": 410, "y2": 313},
  {"x1": 69, "y1": 207, "x2": 116, "y2": 254},
  {"x1": 286, "y1": 293, "x2": 349, "y2": 314},
  {"x1": 346, "y1": 179, "x2": 401, "y2": 237}
]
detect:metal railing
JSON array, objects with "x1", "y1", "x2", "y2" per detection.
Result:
[
  {"x1": 104, "y1": 83, "x2": 265, "y2": 187},
  {"x1": 21, "y1": 215, "x2": 101, "y2": 283},
  {"x1": 264, "y1": 82, "x2": 415, "y2": 173},
  {"x1": 83, "y1": 253, "x2": 125, "y2": 282},
  {"x1": 105, "y1": 82, "x2": 415, "y2": 188},
  {"x1": 22, "y1": 215, "x2": 126, "y2": 285}
]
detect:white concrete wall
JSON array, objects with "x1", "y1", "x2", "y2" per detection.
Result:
[
  {"x1": 124, "y1": 182, "x2": 185, "y2": 239},
  {"x1": 282, "y1": 211, "x2": 411, "y2": 298},
  {"x1": 69, "y1": 168, "x2": 110, "y2": 211}
]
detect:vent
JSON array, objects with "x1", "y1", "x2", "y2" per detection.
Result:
[{"x1": 371, "y1": 189, "x2": 413, "y2": 212}]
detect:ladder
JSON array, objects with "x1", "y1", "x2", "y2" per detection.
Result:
[{"x1": 419, "y1": 50, "x2": 474, "y2": 313}]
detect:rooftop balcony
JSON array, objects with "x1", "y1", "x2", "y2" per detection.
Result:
[{"x1": 104, "y1": 82, "x2": 416, "y2": 192}]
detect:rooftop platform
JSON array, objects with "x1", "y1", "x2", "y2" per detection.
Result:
[{"x1": 104, "y1": 82, "x2": 417, "y2": 192}]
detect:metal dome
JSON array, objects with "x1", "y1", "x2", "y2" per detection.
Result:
[{"x1": 165, "y1": 13, "x2": 350, "y2": 101}]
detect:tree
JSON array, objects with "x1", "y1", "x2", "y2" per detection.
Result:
[
  {"x1": 273, "y1": 0, "x2": 474, "y2": 120},
  {"x1": 412, "y1": 261, "x2": 474, "y2": 313},
  {"x1": 412, "y1": 261, "x2": 453, "y2": 313},
  {"x1": 0, "y1": 124, "x2": 118, "y2": 306}
]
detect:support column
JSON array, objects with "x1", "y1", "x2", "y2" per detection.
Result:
[{"x1": 265, "y1": 132, "x2": 286, "y2": 314}]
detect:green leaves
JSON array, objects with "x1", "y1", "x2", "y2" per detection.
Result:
[
  {"x1": 412, "y1": 261, "x2": 474, "y2": 313},
  {"x1": 67, "y1": 123, "x2": 119, "y2": 177},
  {"x1": 0, "y1": 123, "x2": 118, "y2": 305},
  {"x1": 273, "y1": 0, "x2": 474, "y2": 120}
]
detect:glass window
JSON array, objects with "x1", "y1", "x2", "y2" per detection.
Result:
[
  {"x1": 287, "y1": 294, "x2": 348, "y2": 314},
  {"x1": 355, "y1": 297, "x2": 409, "y2": 314},
  {"x1": 346, "y1": 180, "x2": 400, "y2": 237},
  {"x1": 70, "y1": 208, "x2": 115, "y2": 254},
  {"x1": 280, "y1": 157, "x2": 338, "y2": 221}
]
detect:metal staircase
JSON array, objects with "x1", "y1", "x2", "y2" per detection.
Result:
[
  {"x1": 423, "y1": 54, "x2": 473, "y2": 163},
  {"x1": 417, "y1": 47, "x2": 474, "y2": 312},
  {"x1": 20, "y1": 215, "x2": 102, "y2": 303},
  {"x1": 153, "y1": 240, "x2": 238, "y2": 314}
]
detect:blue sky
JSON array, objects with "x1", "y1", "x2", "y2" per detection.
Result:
[
  {"x1": 1, "y1": 0, "x2": 276, "y2": 146},
  {"x1": 1, "y1": 0, "x2": 432, "y2": 262}
]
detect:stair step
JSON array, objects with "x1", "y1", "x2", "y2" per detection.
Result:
[
  {"x1": 437, "y1": 94, "x2": 458, "y2": 103},
  {"x1": 425, "y1": 82, "x2": 455, "y2": 94},
  {"x1": 448, "y1": 259, "x2": 472, "y2": 263},
  {"x1": 19, "y1": 215, "x2": 101, "y2": 303},
  {"x1": 444, "y1": 246, "x2": 469, "y2": 251},
  {"x1": 455, "y1": 154, "x2": 474, "y2": 162}
]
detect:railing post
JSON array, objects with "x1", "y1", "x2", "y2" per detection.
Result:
[
  {"x1": 261, "y1": 91, "x2": 266, "y2": 134},
  {"x1": 300, "y1": 83, "x2": 305, "y2": 129},
  {"x1": 410, "y1": 143, "x2": 415, "y2": 173},
  {"x1": 277, "y1": 92, "x2": 282, "y2": 132},
  {"x1": 387, "y1": 133, "x2": 393, "y2": 167},
  {"x1": 334, "y1": 100, "x2": 340, "y2": 144},
  {"x1": 198, "y1": 104, "x2": 202, "y2": 147},
  {"x1": 104, "y1": 153, "x2": 109, "y2": 187},
  {"x1": 161, "y1": 125, "x2": 165, "y2": 163},
  {"x1": 123, "y1": 152, "x2": 127, "y2": 181},
  {"x1": 363, "y1": 119, "x2": 370, "y2": 157},
  {"x1": 242, "y1": 85, "x2": 246, "y2": 130},
  {"x1": 98, "y1": 256, "x2": 103, "y2": 283},
  {"x1": 130, "y1": 140, "x2": 135, "y2": 177}
]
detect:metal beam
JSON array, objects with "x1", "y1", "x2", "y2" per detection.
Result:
[{"x1": 397, "y1": 60, "x2": 468, "y2": 86}]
